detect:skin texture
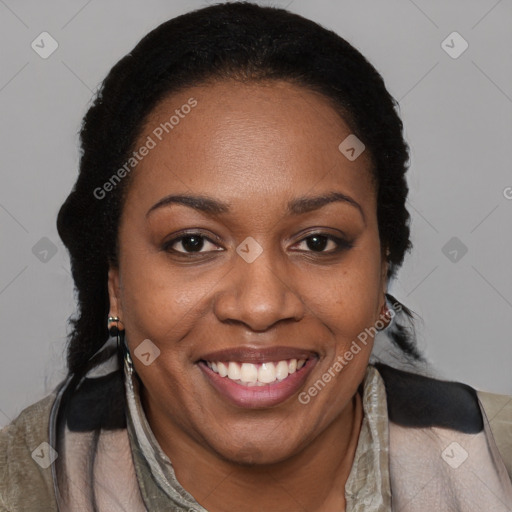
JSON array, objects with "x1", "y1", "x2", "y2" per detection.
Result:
[{"x1": 108, "y1": 80, "x2": 389, "y2": 511}]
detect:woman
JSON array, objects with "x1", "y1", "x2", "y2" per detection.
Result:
[{"x1": 1, "y1": 2, "x2": 511, "y2": 511}]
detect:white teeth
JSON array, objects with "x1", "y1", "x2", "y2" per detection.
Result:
[
  {"x1": 206, "y1": 358, "x2": 307, "y2": 385},
  {"x1": 240, "y1": 362, "x2": 258, "y2": 384},
  {"x1": 275, "y1": 360, "x2": 289, "y2": 381},
  {"x1": 258, "y1": 362, "x2": 277, "y2": 384},
  {"x1": 227, "y1": 362, "x2": 241, "y2": 380},
  {"x1": 217, "y1": 361, "x2": 228, "y2": 377}
]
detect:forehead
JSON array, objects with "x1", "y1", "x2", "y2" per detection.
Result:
[{"x1": 124, "y1": 79, "x2": 376, "y2": 214}]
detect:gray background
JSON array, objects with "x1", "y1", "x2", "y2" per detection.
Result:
[{"x1": 1, "y1": 0, "x2": 511, "y2": 428}]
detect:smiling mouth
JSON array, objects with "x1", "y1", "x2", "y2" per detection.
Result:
[{"x1": 202, "y1": 359, "x2": 307, "y2": 387}]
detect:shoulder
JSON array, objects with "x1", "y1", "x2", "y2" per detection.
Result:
[
  {"x1": 477, "y1": 390, "x2": 512, "y2": 481},
  {"x1": 373, "y1": 363, "x2": 512, "y2": 481},
  {"x1": 0, "y1": 393, "x2": 58, "y2": 511}
]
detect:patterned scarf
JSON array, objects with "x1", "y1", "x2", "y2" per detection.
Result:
[{"x1": 48, "y1": 329, "x2": 512, "y2": 511}]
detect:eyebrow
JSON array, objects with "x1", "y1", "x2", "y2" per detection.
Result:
[{"x1": 146, "y1": 191, "x2": 365, "y2": 223}]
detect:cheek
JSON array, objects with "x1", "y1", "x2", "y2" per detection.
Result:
[
  {"x1": 299, "y1": 246, "x2": 383, "y2": 333},
  {"x1": 117, "y1": 248, "x2": 211, "y2": 346}
]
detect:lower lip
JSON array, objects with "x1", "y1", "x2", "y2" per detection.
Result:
[{"x1": 198, "y1": 359, "x2": 317, "y2": 409}]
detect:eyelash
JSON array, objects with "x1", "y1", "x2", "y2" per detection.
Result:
[{"x1": 162, "y1": 231, "x2": 354, "y2": 257}]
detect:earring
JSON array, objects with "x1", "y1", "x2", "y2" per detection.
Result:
[
  {"x1": 376, "y1": 300, "x2": 391, "y2": 331},
  {"x1": 108, "y1": 316, "x2": 134, "y2": 375},
  {"x1": 108, "y1": 316, "x2": 120, "y2": 337}
]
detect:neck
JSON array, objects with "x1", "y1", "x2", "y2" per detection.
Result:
[{"x1": 143, "y1": 389, "x2": 363, "y2": 512}]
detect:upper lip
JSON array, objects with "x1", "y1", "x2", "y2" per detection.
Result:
[{"x1": 198, "y1": 345, "x2": 318, "y2": 364}]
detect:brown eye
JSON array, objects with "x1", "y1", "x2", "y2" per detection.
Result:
[
  {"x1": 305, "y1": 235, "x2": 329, "y2": 252},
  {"x1": 163, "y1": 233, "x2": 222, "y2": 255},
  {"x1": 179, "y1": 235, "x2": 205, "y2": 252},
  {"x1": 294, "y1": 233, "x2": 353, "y2": 254}
]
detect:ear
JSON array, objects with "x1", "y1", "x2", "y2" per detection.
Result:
[
  {"x1": 380, "y1": 247, "x2": 390, "y2": 297},
  {"x1": 376, "y1": 249, "x2": 390, "y2": 328},
  {"x1": 108, "y1": 266, "x2": 125, "y2": 331}
]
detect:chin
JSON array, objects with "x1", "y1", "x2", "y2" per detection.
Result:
[{"x1": 214, "y1": 437, "x2": 299, "y2": 467}]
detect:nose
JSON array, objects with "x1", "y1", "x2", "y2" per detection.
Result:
[{"x1": 213, "y1": 249, "x2": 305, "y2": 332}]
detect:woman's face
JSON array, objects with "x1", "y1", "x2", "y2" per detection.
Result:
[{"x1": 109, "y1": 79, "x2": 388, "y2": 464}]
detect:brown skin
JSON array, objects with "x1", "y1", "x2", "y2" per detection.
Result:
[{"x1": 108, "y1": 80, "x2": 389, "y2": 511}]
